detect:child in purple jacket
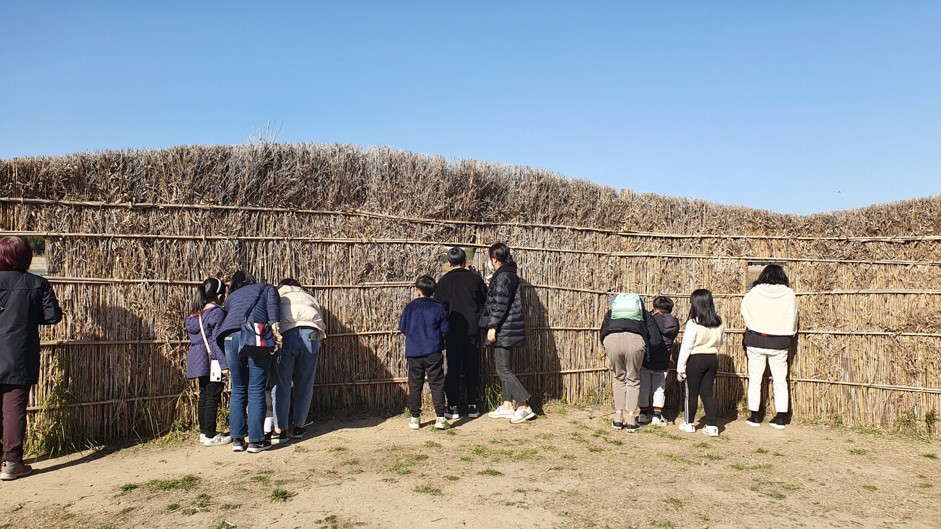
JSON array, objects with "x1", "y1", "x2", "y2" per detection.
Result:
[{"x1": 185, "y1": 277, "x2": 230, "y2": 447}]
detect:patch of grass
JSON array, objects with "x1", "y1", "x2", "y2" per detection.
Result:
[
  {"x1": 443, "y1": 475, "x2": 459, "y2": 481},
  {"x1": 694, "y1": 442, "x2": 710, "y2": 449},
  {"x1": 221, "y1": 503, "x2": 241, "y2": 510},
  {"x1": 773, "y1": 452, "x2": 785, "y2": 457},
  {"x1": 442, "y1": 428, "x2": 458, "y2": 436},
  {"x1": 666, "y1": 497, "x2": 683, "y2": 510},
  {"x1": 478, "y1": 468, "x2": 504, "y2": 476},
  {"x1": 250, "y1": 474, "x2": 271, "y2": 485},
  {"x1": 781, "y1": 483, "x2": 801, "y2": 491},
  {"x1": 414, "y1": 484, "x2": 443, "y2": 496},
  {"x1": 270, "y1": 488, "x2": 296, "y2": 502},
  {"x1": 849, "y1": 448, "x2": 869, "y2": 456},
  {"x1": 755, "y1": 463, "x2": 773, "y2": 469},
  {"x1": 167, "y1": 503, "x2": 180, "y2": 512},
  {"x1": 570, "y1": 432, "x2": 588, "y2": 444},
  {"x1": 147, "y1": 474, "x2": 199, "y2": 491},
  {"x1": 705, "y1": 453, "x2": 723, "y2": 461},
  {"x1": 328, "y1": 445, "x2": 348, "y2": 452},
  {"x1": 549, "y1": 466, "x2": 564, "y2": 471},
  {"x1": 587, "y1": 445, "x2": 604, "y2": 453},
  {"x1": 650, "y1": 520, "x2": 675, "y2": 528},
  {"x1": 561, "y1": 454, "x2": 576, "y2": 460},
  {"x1": 918, "y1": 482, "x2": 933, "y2": 489},
  {"x1": 754, "y1": 447, "x2": 769, "y2": 454},
  {"x1": 181, "y1": 508, "x2": 198, "y2": 516},
  {"x1": 459, "y1": 455, "x2": 473, "y2": 462},
  {"x1": 192, "y1": 493, "x2": 212, "y2": 508},
  {"x1": 666, "y1": 454, "x2": 695, "y2": 465},
  {"x1": 388, "y1": 453, "x2": 430, "y2": 475},
  {"x1": 342, "y1": 458, "x2": 360, "y2": 466},
  {"x1": 294, "y1": 445, "x2": 310, "y2": 453},
  {"x1": 767, "y1": 491, "x2": 786, "y2": 500},
  {"x1": 119, "y1": 507, "x2": 135, "y2": 515},
  {"x1": 921, "y1": 452, "x2": 937, "y2": 459},
  {"x1": 95, "y1": 526, "x2": 118, "y2": 529},
  {"x1": 603, "y1": 437, "x2": 624, "y2": 446},
  {"x1": 211, "y1": 521, "x2": 236, "y2": 529},
  {"x1": 424, "y1": 440, "x2": 442, "y2": 448},
  {"x1": 118, "y1": 482, "x2": 140, "y2": 493},
  {"x1": 471, "y1": 444, "x2": 487, "y2": 455},
  {"x1": 863, "y1": 484, "x2": 877, "y2": 492},
  {"x1": 640, "y1": 427, "x2": 684, "y2": 441},
  {"x1": 730, "y1": 464, "x2": 746, "y2": 471},
  {"x1": 509, "y1": 448, "x2": 541, "y2": 461}
]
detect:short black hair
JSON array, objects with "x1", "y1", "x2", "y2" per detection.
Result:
[
  {"x1": 229, "y1": 270, "x2": 256, "y2": 292},
  {"x1": 754, "y1": 264, "x2": 790, "y2": 287},
  {"x1": 278, "y1": 278, "x2": 302, "y2": 288},
  {"x1": 447, "y1": 247, "x2": 467, "y2": 266},
  {"x1": 415, "y1": 275, "x2": 436, "y2": 297},
  {"x1": 653, "y1": 296, "x2": 674, "y2": 313}
]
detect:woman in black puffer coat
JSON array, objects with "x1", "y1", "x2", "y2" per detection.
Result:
[{"x1": 479, "y1": 243, "x2": 534, "y2": 424}]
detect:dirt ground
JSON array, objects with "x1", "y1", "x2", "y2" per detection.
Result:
[{"x1": 4, "y1": 403, "x2": 939, "y2": 529}]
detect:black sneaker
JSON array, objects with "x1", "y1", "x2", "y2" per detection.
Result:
[
  {"x1": 769, "y1": 413, "x2": 787, "y2": 430},
  {"x1": 467, "y1": 405, "x2": 479, "y2": 418},
  {"x1": 612, "y1": 421, "x2": 625, "y2": 431},
  {"x1": 231, "y1": 440, "x2": 247, "y2": 452},
  {"x1": 272, "y1": 431, "x2": 290, "y2": 445},
  {"x1": 246, "y1": 442, "x2": 269, "y2": 453},
  {"x1": 292, "y1": 426, "x2": 307, "y2": 439},
  {"x1": 263, "y1": 431, "x2": 272, "y2": 447},
  {"x1": 624, "y1": 423, "x2": 640, "y2": 433},
  {"x1": 746, "y1": 411, "x2": 762, "y2": 427}
]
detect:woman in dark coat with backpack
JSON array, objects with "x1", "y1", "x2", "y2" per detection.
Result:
[
  {"x1": 0, "y1": 237, "x2": 61, "y2": 480},
  {"x1": 479, "y1": 243, "x2": 534, "y2": 424},
  {"x1": 214, "y1": 270, "x2": 281, "y2": 453}
]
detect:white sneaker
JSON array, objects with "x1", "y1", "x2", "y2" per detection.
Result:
[
  {"x1": 488, "y1": 406, "x2": 515, "y2": 419},
  {"x1": 678, "y1": 422, "x2": 696, "y2": 433},
  {"x1": 434, "y1": 417, "x2": 450, "y2": 430},
  {"x1": 198, "y1": 433, "x2": 208, "y2": 444},
  {"x1": 649, "y1": 415, "x2": 668, "y2": 426},
  {"x1": 203, "y1": 433, "x2": 232, "y2": 447},
  {"x1": 467, "y1": 405, "x2": 479, "y2": 418},
  {"x1": 409, "y1": 417, "x2": 421, "y2": 430},
  {"x1": 702, "y1": 425, "x2": 719, "y2": 437},
  {"x1": 510, "y1": 406, "x2": 536, "y2": 424},
  {"x1": 445, "y1": 406, "x2": 460, "y2": 420}
]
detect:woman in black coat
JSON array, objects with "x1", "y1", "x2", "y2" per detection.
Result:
[
  {"x1": 0, "y1": 237, "x2": 61, "y2": 480},
  {"x1": 479, "y1": 243, "x2": 534, "y2": 424}
]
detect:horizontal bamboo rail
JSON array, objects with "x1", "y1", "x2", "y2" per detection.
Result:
[
  {"x1": 6, "y1": 231, "x2": 941, "y2": 267},
  {"x1": 3, "y1": 197, "x2": 939, "y2": 243}
]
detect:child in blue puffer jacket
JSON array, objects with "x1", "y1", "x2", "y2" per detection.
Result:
[{"x1": 185, "y1": 277, "x2": 230, "y2": 447}]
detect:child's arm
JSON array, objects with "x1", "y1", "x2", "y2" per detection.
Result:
[{"x1": 675, "y1": 320, "x2": 698, "y2": 381}]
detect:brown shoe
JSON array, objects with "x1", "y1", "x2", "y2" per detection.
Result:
[{"x1": 1, "y1": 461, "x2": 33, "y2": 480}]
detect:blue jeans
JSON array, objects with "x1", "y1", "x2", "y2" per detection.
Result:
[
  {"x1": 224, "y1": 333, "x2": 273, "y2": 443},
  {"x1": 271, "y1": 327, "x2": 321, "y2": 430}
]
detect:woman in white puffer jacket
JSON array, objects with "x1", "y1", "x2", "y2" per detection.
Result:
[
  {"x1": 270, "y1": 279, "x2": 327, "y2": 441},
  {"x1": 741, "y1": 264, "x2": 798, "y2": 430}
]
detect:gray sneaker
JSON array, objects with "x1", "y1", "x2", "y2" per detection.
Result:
[
  {"x1": 434, "y1": 417, "x2": 450, "y2": 430},
  {"x1": 1, "y1": 461, "x2": 33, "y2": 481}
]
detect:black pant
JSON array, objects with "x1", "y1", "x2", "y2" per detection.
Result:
[
  {"x1": 197, "y1": 376, "x2": 225, "y2": 437},
  {"x1": 684, "y1": 354, "x2": 718, "y2": 427},
  {"x1": 1, "y1": 384, "x2": 29, "y2": 464},
  {"x1": 407, "y1": 352, "x2": 446, "y2": 418},
  {"x1": 444, "y1": 334, "x2": 480, "y2": 408}
]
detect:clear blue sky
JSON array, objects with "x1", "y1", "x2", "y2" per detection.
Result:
[{"x1": 2, "y1": 1, "x2": 940, "y2": 214}]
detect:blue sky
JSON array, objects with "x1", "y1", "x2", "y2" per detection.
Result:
[{"x1": 2, "y1": 1, "x2": 940, "y2": 214}]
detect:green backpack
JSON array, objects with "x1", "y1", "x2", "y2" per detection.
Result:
[{"x1": 610, "y1": 293, "x2": 644, "y2": 321}]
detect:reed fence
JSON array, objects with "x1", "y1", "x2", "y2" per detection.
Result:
[{"x1": 1, "y1": 143, "x2": 939, "y2": 450}]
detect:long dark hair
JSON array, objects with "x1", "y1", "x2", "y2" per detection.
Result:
[
  {"x1": 688, "y1": 289, "x2": 722, "y2": 328},
  {"x1": 229, "y1": 270, "x2": 256, "y2": 292},
  {"x1": 488, "y1": 242, "x2": 514, "y2": 264},
  {"x1": 754, "y1": 264, "x2": 790, "y2": 287},
  {"x1": 190, "y1": 276, "x2": 226, "y2": 315}
]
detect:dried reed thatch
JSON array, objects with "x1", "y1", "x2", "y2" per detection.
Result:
[{"x1": 1, "y1": 143, "x2": 939, "y2": 449}]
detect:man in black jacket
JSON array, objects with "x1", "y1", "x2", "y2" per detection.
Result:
[{"x1": 434, "y1": 247, "x2": 487, "y2": 419}]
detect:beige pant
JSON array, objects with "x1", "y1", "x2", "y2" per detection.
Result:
[
  {"x1": 746, "y1": 346, "x2": 790, "y2": 413},
  {"x1": 603, "y1": 332, "x2": 647, "y2": 412}
]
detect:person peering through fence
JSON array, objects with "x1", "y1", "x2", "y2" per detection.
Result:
[
  {"x1": 214, "y1": 270, "x2": 281, "y2": 453},
  {"x1": 676, "y1": 289, "x2": 726, "y2": 437},
  {"x1": 741, "y1": 264, "x2": 798, "y2": 430},
  {"x1": 480, "y1": 243, "x2": 536, "y2": 424},
  {"x1": 599, "y1": 292, "x2": 663, "y2": 432},
  {"x1": 269, "y1": 278, "x2": 327, "y2": 443},
  {"x1": 0, "y1": 236, "x2": 62, "y2": 480},
  {"x1": 185, "y1": 277, "x2": 231, "y2": 447}
]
